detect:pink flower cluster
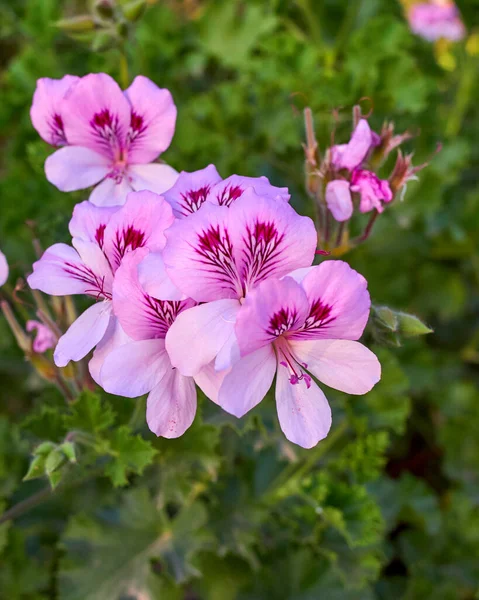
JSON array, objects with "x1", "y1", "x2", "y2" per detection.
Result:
[
  {"x1": 27, "y1": 73, "x2": 382, "y2": 448},
  {"x1": 408, "y1": 1, "x2": 465, "y2": 42}
]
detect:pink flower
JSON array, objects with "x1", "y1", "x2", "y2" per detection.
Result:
[
  {"x1": 217, "y1": 262, "x2": 381, "y2": 448},
  {"x1": 26, "y1": 321, "x2": 56, "y2": 353},
  {"x1": 31, "y1": 73, "x2": 179, "y2": 206},
  {"x1": 0, "y1": 250, "x2": 8, "y2": 286},
  {"x1": 163, "y1": 189, "x2": 317, "y2": 376},
  {"x1": 331, "y1": 119, "x2": 373, "y2": 172},
  {"x1": 326, "y1": 180, "x2": 354, "y2": 222},
  {"x1": 163, "y1": 164, "x2": 290, "y2": 218},
  {"x1": 350, "y1": 169, "x2": 393, "y2": 213},
  {"x1": 100, "y1": 248, "x2": 226, "y2": 438},
  {"x1": 27, "y1": 191, "x2": 174, "y2": 381},
  {"x1": 408, "y1": 2, "x2": 465, "y2": 42}
]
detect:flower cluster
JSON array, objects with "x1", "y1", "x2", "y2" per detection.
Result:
[
  {"x1": 304, "y1": 105, "x2": 432, "y2": 251},
  {"x1": 23, "y1": 73, "x2": 383, "y2": 449},
  {"x1": 407, "y1": 0, "x2": 465, "y2": 42}
]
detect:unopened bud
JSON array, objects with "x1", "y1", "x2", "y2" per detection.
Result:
[
  {"x1": 55, "y1": 15, "x2": 96, "y2": 32},
  {"x1": 374, "y1": 306, "x2": 398, "y2": 331},
  {"x1": 94, "y1": 0, "x2": 116, "y2": 20},
  {"x1": 122, "y1": 0, "x2": 147, "y2": 22},
  {"x1": 397, "y1": 312, "x2": 433, "y2": 337}
]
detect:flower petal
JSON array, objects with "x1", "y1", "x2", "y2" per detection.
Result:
[
  {"x1": 275, "y1": 362, "x2": 332, "y2": 449},
  {"x1": 290, "y1": 339, "x2": 381, "y2": 395},
  {"x1": 331, "y1": 119, "x2": 372, "y2": 171},
  {"x1": 290, "y1": 260, "x2": 370, "y2": 341},
  {"x1": 137, "y1": 251, "x2": 184, "y2": 300},
  {"x1": 147, "y1": 369, "x2": 197, "y2": 438},
  {"x1": 218, "y1": 345, "x2": 276, "y2": 418},
  {"x1": 165, "y1": 299, "x2": 240, "y2": 376},
  {"x1": 228, "y1": 189, "x2": 317, "y2": 289},
  {"x1": 54, "y1": 300, "x2": 113, "y2": 367},
  {"x1": 325, "y1": 180, "x2": 353, "y2": 222},
  {"x1": 45, "y1": 146, "x2": 110, "y2": 192},
  {"x1": 89, "y1": 316, "x2": 131, "y2": 385},
  {"x1": 112, "y1": 248, "x2": 194, "y2": 341},
  {"x1": 123, "y1": 75, "x2": 177, "y2": 163},
  {"x1": 69, "y1": 200, "x2": 118, "y2": 245},
  {"x1": 88, "y1": 174, "x2": 134, "y2": 207},
  {"x1": 100, "y1": 338, "x2": 170, "y2": 397},
  {"x1": 103, "y1": 190, "x2": 174, "y2": 270},
  {"x1": 30, "y1": 75, "x2": 79, "y2": 146},
  {"x1": 62, "y1": 73, "x2": 130, "y2": 159},
  {"x1": 163, "y1": 164, "x2": 222, "y2": 217},
  {"x1": 207, "y1": 174, "x2": 290, "y2": 206},
  {"x1": 0, "y1": 250, "x2": 8, "y2": 286},
  {"x1": 235, "y1": 277, "x2": 309, "y2": 356},
  {"x1": 193, "y1": 361, "x2": 229, "y2": 405},
  {"x1": 129, "y1": 163, "x2": 179, "y2": 195},
  {"x1": 26, "y1": 320, "x2": 56, "y2": 353}
]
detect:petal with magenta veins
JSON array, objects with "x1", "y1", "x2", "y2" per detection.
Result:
[
  {"x1": 69, "y1": 200, "x2": 119, "y2": 246},
  {"x1": 124, "y1": 76, "x2": 177, "y2": 164},
  {"x1": 207, "y1": 174, "x2": 290, "y2": 206},
  {"x1": 54, "y1": 300, "x2": 113, "y2": 367},
  {"x1": 163, "y1": 164, "x2": 222, "y2": 217}
]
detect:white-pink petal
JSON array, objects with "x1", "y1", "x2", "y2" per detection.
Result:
[
  {"x1": 129, "y1": 163, "x2": 179, "y2": 196},
  {"x1": 89, "y1": 316, "x2": 131, "y2": 386},
  {"x1": 325, "y1": 180, "x2": 353, "y2": 222},
  {"x1": 289, "y1": 339, "x2": 381, "y2": 395},
  {"x1": 193, "y1": 361, "x2": 229, "y2": 405},
  {"x1": 0, "y1": 250, "x2": 8, "y2": 286},
  {"x1": 275, "y1": 362, "x2": 332, "y2": 449},
  {"x1": 88, "y1": 175, "x2": 134, "y2": 207},
  {"x1": 45, "y1": 146, "x2": 110, "y2": 192},
  {"x1": 69, "y1": 200, "x2": 118, "y2": 244},
  {"x1": 54, "y1": 300, "x2": 113, "y2": 367},
  {"x1": 218, "y1": 345, "x2": 277, "y2": 418}
]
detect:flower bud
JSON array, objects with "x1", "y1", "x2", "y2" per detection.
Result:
[{"x1": 55, "y1": 15, "x2": 96, "y2": 32}]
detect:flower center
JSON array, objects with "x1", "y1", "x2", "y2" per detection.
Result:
[{"x1": 275, "y1": 338, "x2": 311, "y2": 388}]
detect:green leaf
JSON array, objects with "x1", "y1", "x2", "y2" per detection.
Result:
[
  {"x1": 63, "y1": 391, "x2": 116, "y2": 435},
  {"x1": 104, "y1": 426, "x2": 157, "y2": 487}
]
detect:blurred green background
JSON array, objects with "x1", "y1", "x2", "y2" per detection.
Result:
[{"x1": 1, "y1": 0, "x2": 479, "y2": 598}]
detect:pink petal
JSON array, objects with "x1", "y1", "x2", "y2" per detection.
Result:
[
  {"x1": 163, "y1": 165, "x2": 222, "y2": 217},
  {"x1": 165, "y1": 299, "x2": 240, "y2": 376},
  {"x1": 235, "y1": 277, "x2": 309, "y2": 357},
  {"x1": 137, "y1": 251, "x2": 184, "y2": 300},
  {"x1": 123, "y1": 76, "x2": 177, "y2": 163},
  {"x1": 71, "y1": 238, "x2": 114, "y2": 295},
  {"x1": 228, "y1": 189, "x2": 317, "y2": 289},
  {"x1": 45, "y1": 146, "x2": 110, "y2": 192},
  {"x1": 69, "y1": 200, "x2": 118, "y2": 246},
  {"x1": 331, "y1": 119, "x2": 372, "y2": 171},
  {"x1": 88, "y1": 174, "x2": 134, "y2": 207},
  {"x1": 89, "y1": 317, "x2": 131, "y2": 386},
  {"x1": 26, "y1": 320, "x2": 56, "y2": 353},
  {"x1": 289, "y1": 261, "x2": 370, "y2": 342},
  {"x1": 112, "y1": 248, "x2": 194, "y2": 341},
  {"x1": 325, "y1": 180, "x2": 353, "y2": 222},
  {"x1": 275, "y1": 362, "x2": 332, "y2": 449},
  {"x1": 30, "y1": 75, "x2": 80, "y2": 146},
  {"x1": 54, "y1": 300, "x2": 113, "y2": 367},
  {"x1": 218, "y1": 345, "x2": 277, "y2": 418},
  {"x1": 193, "y1": 361, "x2": 229, "y2": 405},
  {"x1": 163, "y1": 202, "x2": 240, "y2": 301},
  {"x1": 100, "y1": 338, "x2": 170, "y2": 397},
  {"x1": 103, "y1": 190, "x2": 174, "y2": 271},
  {"x1": 27, "y1": 243, "x2": 106, "y2": 297},
  {"x1": 214, "y1": 328, "x2": 240, "y2": 371},
  {"x1": 62, "y1": 73, "x2": 130, "y2": 159},
  {"x1": 207, "y1": 174, "x2": 290, "y2": 206},
  {"x1": 0, "y1": 250, "x2": 8, "y2": 286},
  {"x1": 147, "y1": 369, "x2": 197, "y2": 438},
  {"x1": 129, "y1": 163, "x2": 179, "y2": 195},
  {"x1": 289, "y1": 339, "x2": 381, "y2": 395}
]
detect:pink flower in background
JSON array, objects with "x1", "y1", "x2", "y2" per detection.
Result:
[
  {"x1": 100, "y1": 248, "x2": 225, "y2": 438},
  {"x1": 26, "y1": 321, "x2": 56, "y2": 353},
  {"x1": 408, "y1": 1, "x2": 465, "y2": 42},
  {"x1": 330, "y1": 119, "x2": 373, "y2": 172},
  {"x1": 217, "y1": 262, "x2": 381, "y2": 448},
  {"x1": 31, "y1": 73, "x2": 178, "y2": 206},
  {"x1": 163, "y1": 189, "x2": 317, "y2": 376},
  {"x1": 326, "y1": 180, "x2": 354, "y2": 222},
  {"x1": 163, "y1": 164, "x2": 290, "y2": 218},
  {"x1": 350, "y1": 169, "x2": 393, "y2": 213},
  {"x1": 0, "y1": 250, "x2": 8, "y2": 286},
  {"x1": 27, "y1": 191, "x2": 174, "y2": 380}
]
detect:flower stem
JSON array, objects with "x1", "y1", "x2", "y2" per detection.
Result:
[{"x1": 0, "y1": 486, "x2": 52, "y2": 525}]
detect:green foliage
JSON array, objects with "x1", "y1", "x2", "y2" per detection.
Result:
[{"x1": 1, "y1": 0, "x2": 479, "y2": 598}]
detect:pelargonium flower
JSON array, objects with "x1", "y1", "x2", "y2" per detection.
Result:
[
  {"x1": 27, "y1": 191, "x2": 174, "y2": 381},
  {"x1": 31, "y1": 73, "x2": 179, "y2": 206},
  {"x1": 163, "y1": 164, "x2": 290, "y2": 218},
  {"x1": 217, "y1": 262, "x2": 381, "y2": 448},
  {"x1": 0, "y1": 249, "x2": 8, "y2": 286},
  {"x1": 100, "y1": 248, "x2": 225, "y2": 438},
  {"x1": 26, "y1": 321, "x2": 56, "y2": 353},
  {"x1": 163, "y1": 189, "x2": 317, "y2": 376},
  {"x1": 330, "y1": 119, "x2": 373, "y2": 172},
  {"x1": 408, "y1": 1, "x2": 465, "y2": 42}
]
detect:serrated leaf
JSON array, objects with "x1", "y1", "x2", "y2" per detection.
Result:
[
  {"x1": 104, "y1": 426, "x2": 157, "y2": 487},
  {"x1": 64, "y1": 391, "x2": 116, "y2": 434}
]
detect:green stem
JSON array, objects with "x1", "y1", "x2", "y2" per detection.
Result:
[
  {"x1": 445, "y1": 56, "x2": 476, "y2": 137},
  {"x1": 0, "y1": 486, "x2": 52, "y2": 525},
  {"x1": 119, "y1": 49, "x2": 130, "y2": 89}
]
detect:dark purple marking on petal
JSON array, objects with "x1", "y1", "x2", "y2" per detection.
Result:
[
  {"x1": 268, "y1": 307, "x2": 299, "y2": 337},
  {"x1": 63, "y1": 262, "x2": 111, "y2": 300},
  {"x1": 215, "y1": 184, "x2": 244, "y2": 207},
  {"x1": 95, "y1": 224, "x2": 106, "y2": 249},
  {"x1": 141, "y1": 296, "x2": 190, "y2": 339},
  {"x1": 49, "y1": 113, "x2": 67, "y2": 146},
  {"x1": 90, "y1": 109, "x2": 122, "y2": 155},
  {"x1": 240, "y1": 220, "x2": 285, "y2": 291},
  {"x1": 111, "y1": 226, "x2": 146, "y2": 267},
  {"x1": 293, "y1": 298, "x2": 335, "y2": 337},
  {"x1": 126, "y1": 110, "x2": 148, "y2": 147},
  {"x1": 195, "y1": 225, "x2": 240, "y2": 295},
  {"x1": 178, "y1": 185, "x2": 213, "y2": 216}
]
